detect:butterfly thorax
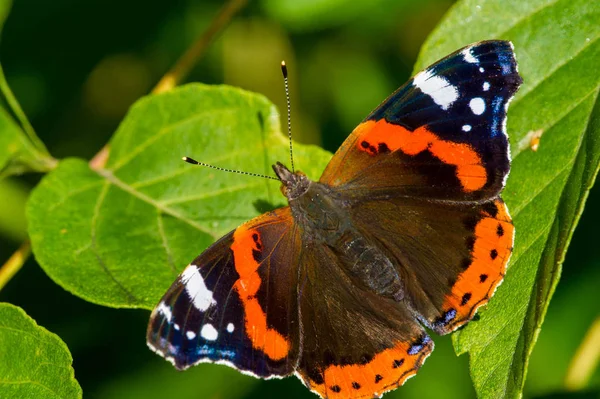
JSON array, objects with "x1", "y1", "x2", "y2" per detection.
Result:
[{"x1": 273, "y1": 162, "x2": 404, "y2": 301}]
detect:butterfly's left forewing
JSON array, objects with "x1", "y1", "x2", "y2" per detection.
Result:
[{"x1": 147, "y1": 207, "x2": 301, "y2": 377}]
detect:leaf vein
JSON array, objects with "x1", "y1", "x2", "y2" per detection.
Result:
[
  {"x1": 108, "y1": 108, "x2": 238, "y2": 172},
  {"x1": 156, "y1": 211, "x2": 177, "y2": 274},
  {"x1": 90, "y1": 182, "x2": 138, "y2": 303},
  {"x1": 159, "y1": 182, "x2": 264, "y2": 206},
  {"x1": 129, "y1": 144, "x2": 268, "y2": 189},
  {"x1": 95, "y1": 168, "x2": 215, "y2": 238}
]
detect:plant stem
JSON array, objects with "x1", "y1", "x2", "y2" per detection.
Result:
[
  {"x1": 0, "y1": 240, "x2": 31, "y2": 291},
  {"x1": 152, "y1": 0, "x2": 248, "y2": 94},
  {"x1": 565, "y1": 316, "x2": 600, "y2": 390}
]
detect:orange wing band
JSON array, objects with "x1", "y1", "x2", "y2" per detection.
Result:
[
  {"x1": 305, "y1": 339, "x2": 433, "y2": 399},
  {"x1": 231, "y1": 226, "x2": 291, "y2": 361},
  {"x1": 355, "y1": 119, "x2": 487, "y2": 192},
  {"x1": 440, "y1": 199, "x2": 514, "y2": 332}
]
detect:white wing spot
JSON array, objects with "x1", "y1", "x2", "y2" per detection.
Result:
[
  {"x1": 479, "y1": 67, "x2": 485, "y2": 73},
  {"x1": 469, "y1": 97, "x2": 486, "y2": 115},
  {"x1": 483, "y1": 81, "x2": 490, "y2": 91},
  {"x1": 462, "y1": 125, "x2": 472, "y2": 132},
  {"x1": 157, "y1": 303, "x2": 173, "y2": 322},
  {"x1": 462, "y1": 48, "x2": 478, "y2": 64},
  {"x1": 174, "y1": 323, "x2": 180, "y2": 331},
  {"x1": 186, "y1": 330, "x2": 196, "y2": 340},
  {"x1": 227, "y1": 323, "x2": 235, "y2": 333},
  {"x1": 413, "y1": 69, "x2": 458, "y2": 110},
  {"x1": 181, "y1": 265, "x2": 217, "y2": 311},
  {"x1": 201, "y1": 324, "x2": 219, "y2": 341}
]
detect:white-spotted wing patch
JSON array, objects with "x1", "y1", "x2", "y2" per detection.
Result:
[
  {"x1": 227, "y1": 323, "x2": 235, "y2": 333},
  {"x1": 201, "y1": 323, "x2": 219, "y2": 341},
  {"x1": 181, "y1": 265, "x2": 217, "y2": 311},
  {"x1": 462, "y1": 47, "x2": 478, "y2": 64},
  {"x1": 469, "y1": 97, "x2": 486, "y2": 115},
  {"x1": 483, "y1": 81, "x2": 490, "y2": 91},
  {"x1": 413, "y1": 69, "x2": 458, "y2": 110},
  {"x1": 462, "y1": 125, "x2": 472, "y2": 132},
  {"x1": 186, "y1": 330, "x2": 197, "y2": 340}
]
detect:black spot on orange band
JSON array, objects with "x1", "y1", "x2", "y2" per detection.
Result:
[
  {"x1": 490, "y1": 249, "x2": 498, "y2": 260},
  {"x1": 461, "y1": 293, "x2": 472, "y2": 306},
  {"x1": 496, "y1": 223, "x2": 504, "y2": 237}
]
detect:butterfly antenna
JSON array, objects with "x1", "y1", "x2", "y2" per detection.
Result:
[
  {"x1": 182, "y1": 157, "x2": 278, "y2": 180},
  {"x1": 281, "y1": 61, "x2": 295, "y2": 173}
]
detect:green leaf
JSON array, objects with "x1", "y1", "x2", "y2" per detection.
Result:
[
  {"x1": 0, "y1": 105, "x2": 53, "y2": 178},
  {"x1": 0, "y1": 303, "x2": 82, "y2": 399},
  {"x1": 27, "y1": 84, "x2": 331, "y2": 309},
  {"x1": 0, "y1": 0, "x2": 54, "y2": 178},
  {"x1": 415, "y1": 0, "x2": 600, "y2": 398}
]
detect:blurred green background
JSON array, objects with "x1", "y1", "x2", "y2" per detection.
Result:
[{"x1": 0, "y1": 0, "x2": 598, "y2": 398}]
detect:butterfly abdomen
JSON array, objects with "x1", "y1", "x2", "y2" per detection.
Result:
[
  {"x1": 286, "y1": 178, "x2": 404, "y2": 301},
  {"x1": 334, "y1": 232, "x2": 404, "y2": 300}
]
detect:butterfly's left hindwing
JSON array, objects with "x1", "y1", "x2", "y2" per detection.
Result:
[{"x1": 147, "y1": 207, "x2": 301, "y2": 377}]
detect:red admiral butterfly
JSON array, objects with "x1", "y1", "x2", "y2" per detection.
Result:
[{"x1": 147, "y1": 40, "x2": 521, "y2": 398}]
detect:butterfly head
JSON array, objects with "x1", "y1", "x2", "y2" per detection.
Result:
[{"x1": 273, "y1": 162, "x2": 310, "y2": 201}]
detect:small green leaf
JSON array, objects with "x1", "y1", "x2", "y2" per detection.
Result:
[
  {"x1": 0, "y1": 303, "x2": 82, "y2": 399},
  {"x1": 0, "y1": 105, "x2": 53, "y2": 178},
  {"x1": 0, "y1": 0, "x2": 54, "y2": 178},
  {"x1": 27, "y1": 84, "x2": 331, "y2": 309},
  {"x1": 415, "y1": 0, "x2": 600, "y2": 398}
]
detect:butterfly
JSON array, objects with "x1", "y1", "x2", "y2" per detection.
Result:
[{"x1": 147, "y1": 40, "x2": 522, "y2": 398}]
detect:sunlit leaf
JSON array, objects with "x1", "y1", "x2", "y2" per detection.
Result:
[
  {"x1": 27, "y1": 84, "x2": 331, "y2": 309},
  {"x1": 415, "y1": 0, "x2": 600, "y2": 397},
  {"x1": 0, "y1": 303, "x2": 82, "y2": 398}
]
